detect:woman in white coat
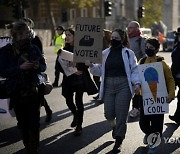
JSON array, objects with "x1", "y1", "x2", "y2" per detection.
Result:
[{"x1": 89, "y1": 28, "x2": 141, "y2": 153}]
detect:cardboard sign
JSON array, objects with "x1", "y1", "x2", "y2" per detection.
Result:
[
  {"x1": 138, "y1": 62, "x2": 169, "y2": 115},
  {"x1": 74, "y1": 17, "x2": 104, "y2": 63},
  {"x1": 0, "y1": 99, "x2": 15, "y2": 118}
]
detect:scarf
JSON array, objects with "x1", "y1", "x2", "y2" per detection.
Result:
[{"x1": 128, "y1": 29, "x2": 141, "y2": 38}]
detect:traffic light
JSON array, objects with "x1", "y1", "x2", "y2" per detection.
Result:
[
  {"x1": 104, "y1": 1, "x2": 112, "y2": 16},
  {"x1": 12, "y1": 4, "x2": 20, "y2": 19},
  {"x1": 137, "y1": 6, "x2": 145, "y2": 18}
]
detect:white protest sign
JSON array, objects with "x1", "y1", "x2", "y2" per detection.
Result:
[
  {"x1": 74, "y1": 17, "x2": 104, "y2": 63},
  {"x1": 138, "y1": 62, "x2": 169, "y2": 115},
  {"x1": 60, "y1": 49, "x2": 74, "y2": 61}
]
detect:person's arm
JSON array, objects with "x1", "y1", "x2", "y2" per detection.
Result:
[
  {"x1": 163, "y1": 61, "x2": 175, "y2": 102},
  {"x1": 0, "y1": 45, "x2": 21, "y2": 78}
]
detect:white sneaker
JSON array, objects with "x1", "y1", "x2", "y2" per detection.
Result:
[{"x1": 129, "y1": 108, "x2": 140, "y2": 118}]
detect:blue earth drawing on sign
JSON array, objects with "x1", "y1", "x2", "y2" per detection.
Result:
[{"x1": 144, "y1": 67, "x2": 159, "y2": 102}]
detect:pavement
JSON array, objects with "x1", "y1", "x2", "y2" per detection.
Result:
[{"x1": 0, "y1": 47, "x2": 179, "y2": 154}]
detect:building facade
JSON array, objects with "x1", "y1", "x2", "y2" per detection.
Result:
[{"x1": 162, "y1": 0, "x2": 180, "y2": 31}]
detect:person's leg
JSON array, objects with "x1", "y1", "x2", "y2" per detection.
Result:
[
  {"x1": 115, "y1": 87, "x2": 131, "y2": 140},
  {"x1": 65, "y1": 90, "x2": 78, "y2": 127},
  {"x1": 53, "y1": 55, "x2": 60, "y2": 87},
  {"x1": 151, "y1": 114, "x2": 164, "y2": 136},
  {"x1": 111, "y1": 77, "x2": 131, "y2": 153},
  {"x1": 74, "y1": 90, "x2": 84, "y2": 135},
  {"x1": 129, "y1": 94, "x2": 140, "y2": 118},
  {"x1": 43, "y1": 98, "x2": 52, "y2": 122},
  {"x1": 93, "y1": 76, "x2": 100, "y2": 99},
  {"x1": 13, "y1": 94, "x2": 40, "y2": 152},
  {"x1": 169, "y1": 82, "x2": 180, "y2": 124},
  {"x1": 139, "y1": 106, "x2": 151, "y2": 135}
]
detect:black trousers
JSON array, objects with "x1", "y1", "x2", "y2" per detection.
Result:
[
  {"x1": 139, "y1": 105, "x2": 164, "y2": 136},
  {"x1": 65, "y1": 87, "x2": 84, "y2": 126},
  {"x1": 173, "y1": 79, "x2": 180, "y2": 119},
  {"x1": 12, "y1": 92, "x2": 40, "y2": 150},
  {"x1": 132, "y1": 94, "x2": 141, "y2": 109},
  {"x1": 54, "y1": 54, "x2": 61, "y2": 84}
]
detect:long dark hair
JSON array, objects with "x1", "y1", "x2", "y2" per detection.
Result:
[
  {"x1": 64, "y1": 28, "x2": 75, "y2": 49},
  {"x1": 112, "y1": 28, "x2": 129, "y2": 48}
]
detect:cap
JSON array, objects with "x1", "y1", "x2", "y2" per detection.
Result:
[{"x1": 56, "y1": 26, "x2": 65, "y2": 31}]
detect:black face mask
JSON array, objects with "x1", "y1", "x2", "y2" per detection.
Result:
[
  {"x1": 145, "y1": 48, "x2": 155, "y2": 57},
  {"x1": 110, "y1": 39, "x2": 122, "y2": 48}
]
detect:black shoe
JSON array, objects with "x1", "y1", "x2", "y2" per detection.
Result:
[
  {"x1": 71, "y1": 116, "x2": 78, "y2": 127},
  {"x1": 112, "y1": 127, "x2": 116, "y2": 139},
  {"x1": 93, "y1": 94, "x2": 99, "y2": 100},
  {"x1": 112, "y1": 137, "x2": 123, "y2": 153},
  {"x1": 45, "y1": 110, "x2": 52, "y2": 122},
  {"x1": 74, "y1": 125, "x2": 82, "y2": 136},
  {"x1": 52, "y1": 82, "x2": 58, "y2": 88},
  {"x1": 169, "y1": 115, "x2": 180, "y2": 124}
]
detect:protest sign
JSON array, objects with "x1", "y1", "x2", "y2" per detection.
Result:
[
  {"x1": 58, "y1": 50, "x2": 77, "y2": 76},
  {"x1": 138, "y1": 62, "x2": 169, "y2": 115},
  {"x1": 74, "y1": 17, "x2": 104, "y2": 63}
]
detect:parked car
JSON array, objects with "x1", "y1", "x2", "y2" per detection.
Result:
[
  {"x1": 140, "y1": 28, "x2": 152, "y2": 38},
  {"x1": 163, "y1": 31, "x2": 176, "y2": 51}
]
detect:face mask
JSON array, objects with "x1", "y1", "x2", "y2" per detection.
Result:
[
  {"x1": 145, "y1": 48, "x2": 155, "y2": 57},
  {"x1": 110, "y1": 39, "x2": 122, "y2": 48}
]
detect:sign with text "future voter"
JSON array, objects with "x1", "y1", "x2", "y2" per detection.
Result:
[
  {"x1": 138, "y1": 62, "x2": 169, "y2": 115},
  {"x1": 74, "y1": 17, "x2": 104, "y2": 63}
]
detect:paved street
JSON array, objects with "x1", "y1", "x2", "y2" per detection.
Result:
[{"x1": 0, "y1": 47, "x2": 179, "y2": 154}]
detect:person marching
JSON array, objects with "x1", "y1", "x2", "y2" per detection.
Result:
[
  {"x1": 52, "y1": 26, "x2": 66, "y2": 87},
  {"x1": 59, "y1": 28, "x2": 97, "y2": 136},
  {"x1": 138, "y1": 38, "x2": 175, "y2": 154},
  {"x1": 0, "y1": 21, "x2": 46, "y2": 153},
  {"x1": 89, "y1": 28, "x2": 141, "y2": 153},
  {"x1": 169, "y1": 27, "x2": 180, "y2": 124},
  {"x1": 20, "y1": 17, "x2": 53, "y2": 122},
  {"x1": 127, "y1": 21, "x2": 146, "y2": 118}
]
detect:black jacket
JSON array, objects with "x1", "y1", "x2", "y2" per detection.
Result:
[
  {"x1": 171, "y1": 42, "x2": 180, "y2": 81},
  {"x1": 61, "y1": 44, "x2": 98, "y2": 98},
  {"x1": 0, "y1": 43, "x2": 46, "y2": 96}
]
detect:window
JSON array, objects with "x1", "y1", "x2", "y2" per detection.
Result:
[
  {"x1": 93, "y1": 7, "x2": 100, "y2": 18},
  {"x1": 81, "y1": 8, "x2": 88, "y2": 17},
  {"x1": 70, "y1": 9, "x2": 76, "y2": 20}
]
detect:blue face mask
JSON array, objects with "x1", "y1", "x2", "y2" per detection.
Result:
[
  {"x1": 145, "y1": 48, "x2": 155, "y2": 57},
  {"x1": 110, "y1": 39, "x2": 122, "y2": 48}
]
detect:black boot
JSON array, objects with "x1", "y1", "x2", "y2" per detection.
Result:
[
  {"x1": 52, "y1": 82, "x2": 58, "y2": 88},
  {"x1": 71, "y1": 115, "x2": 78, "y2": 127},
  {"x1": 44, "y1": 99, "x2": 52, "y2": 122},
  {"x1": 112, "y1": 136, "x2": 123, "y2": 153},
  {"x1": 27, "y1": 129, "x2": 40, "y2": 154},
  {"x1": 74, "y1": 125, "x2": 82, "y2": 136}
]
